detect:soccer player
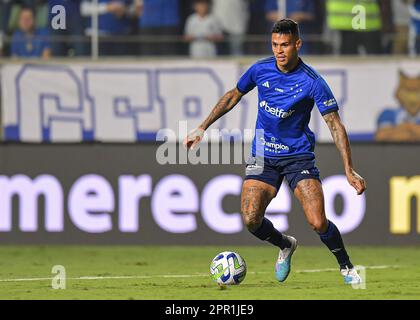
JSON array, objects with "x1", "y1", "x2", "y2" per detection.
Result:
[{"x1": 184, "y1": 19, "x2": 367, "y2": 284}]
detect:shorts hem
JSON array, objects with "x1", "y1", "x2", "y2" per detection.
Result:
[
  {"x1": 244, "y1": 176, "x2": 280, "y2": 191},
  {"x1": 289, "y1": 176, "x2": 321, "y2": 192}
]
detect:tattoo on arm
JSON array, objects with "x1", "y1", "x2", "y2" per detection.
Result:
[
  {"x1": 200, "y1": 88, "x2": 243, "y2": 130},
  {"x1": 323, "y1": 112, "x2": 353, "y2": 172}
]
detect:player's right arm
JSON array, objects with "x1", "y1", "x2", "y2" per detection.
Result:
[
  {"x1": 183, "y1": 87, "x2": 245, "y2": 150},
  {"x1": 184, "y1": 62, "x2": 257, "y2": 150}
]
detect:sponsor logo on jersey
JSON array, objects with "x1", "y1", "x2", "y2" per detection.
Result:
[
  {"x1": 259, "y1": 101, "x2": 295, "y2": 119},
  {"x1": 259, "y1": 137, "x2": 289, "y2": 151},
  {"x1": 324, "y1": 98, "x2": 337, "y2": 107},
  {"x1": 262, "y1": 81, "x2": 270, "y2": 88}
]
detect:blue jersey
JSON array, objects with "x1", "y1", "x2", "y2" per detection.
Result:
[
  {"x1": 11, "y1": 28, "x2": 51, "y2": 58},
  {"x1": 237, "y1": 57, "x2": 338, "y2": 158},
  {"x1": 139, "y1": 0, "x2": 179, "y2": 28},
  {"x1": 86, "y1": 0, "x2": 131, "y2": 35}
]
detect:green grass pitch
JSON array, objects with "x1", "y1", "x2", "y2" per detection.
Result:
[{"x1": 0, "y1": 246, "x2": 419, "y2": 300}]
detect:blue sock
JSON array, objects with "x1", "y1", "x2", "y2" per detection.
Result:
[
  {"x1": 319, "y1": 220, "x2": 353, "y2": 270},
  {"x1": 251, "y1": 218, "x2": 291, "y2": 249}
]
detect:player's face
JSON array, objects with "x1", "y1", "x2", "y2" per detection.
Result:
[{"x1": 271, "y1": 33, "x2": 302, "y2": 69}]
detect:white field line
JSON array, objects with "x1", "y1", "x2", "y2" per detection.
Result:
[
  {"x1": 0, "y1": 265, "x2": 400, "y2": 283},
  {"x1": 295, "y1": 265, "x2": 400, "y2": 273}
]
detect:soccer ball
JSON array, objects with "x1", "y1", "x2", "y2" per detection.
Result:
[{"x1": 210, "y1": 251, "x2": 247, "y2": 285}]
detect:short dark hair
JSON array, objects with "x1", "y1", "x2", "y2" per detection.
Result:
[{"x1": 271, "y1": 19, "x2": 300, "y2": 38}]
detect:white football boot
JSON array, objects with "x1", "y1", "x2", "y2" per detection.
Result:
[
  {"x1": 275, "y1": 235, "x2": 298, "y2": 282},
  {"x1": 340, "y1": 266, "x2": 362, "y2": 285}
]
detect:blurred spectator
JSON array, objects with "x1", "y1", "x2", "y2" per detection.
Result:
[
  {"x1": 409, "y1": 0, "x2": 420, "y2": 55},
  {"x1": 286, "y1": 0, "x2": 325, "y2": 55},
  {"x1": 138, "y1": 0, "x2": 180, "y2": 56},
  {"x1": 326, "y1": 0, "x2": 384, "y2": 55},
  {"x1": 81, "y1": 0, "x2": 133, "y2": 56},
  {"x1": 247, "y1": 0, "x2": 279, "y2": 55},
  {"x1": 48, "y1": 0, "x2": 86, "y2": 56},
  {"x1": 392, "y1": 0, "x2": 411, "y2": 54},
  {"x1": 11, "y1": 7, "x2": 51, "y2": 58},
  {"x1": 212, "y1": 0, "x2": 249, "y2": 56},
  {"x1": 1, "y1": 0, "x2": 48, "y2": 56},
  {"x1": 8, "y1": 1, "x2": 49, "y2": 31},
  {"x1": 184, "y1": 0, "x2": 222, "y2": 58}
]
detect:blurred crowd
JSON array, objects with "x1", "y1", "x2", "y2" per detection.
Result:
[{"x1": 0, "y1": 0, "x2": 419, "y2": 59}]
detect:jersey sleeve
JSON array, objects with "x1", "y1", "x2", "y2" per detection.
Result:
[
  {"x1": 236, "y1": 64, "x2": 257, "y2": 94},
  {"x1": 311, "y1": 77, "x2": 339, "y2": 116}
]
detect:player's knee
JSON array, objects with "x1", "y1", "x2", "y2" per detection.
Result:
[
  {"x1": 242, "y1": 213, "x2": 263, "y2": 233},
  {"x1": 309, "y1": 218, "x2": 328, "y2": 233}
]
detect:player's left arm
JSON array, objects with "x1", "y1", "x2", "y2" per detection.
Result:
[{"x1": 323, "y1": 111, "x2": 367, "y2": 195}]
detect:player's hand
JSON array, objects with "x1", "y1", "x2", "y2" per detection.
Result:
[
  {"x1": 183, "y1": 127, "x2": 205, "y2": 150},
  {"x1": 346, "y1": 169, "x2": 366, "y2": 195}
]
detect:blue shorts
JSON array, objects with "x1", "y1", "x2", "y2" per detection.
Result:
[{"x1": 244, "y1": 155, "x2": 321, "y2": 192}]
